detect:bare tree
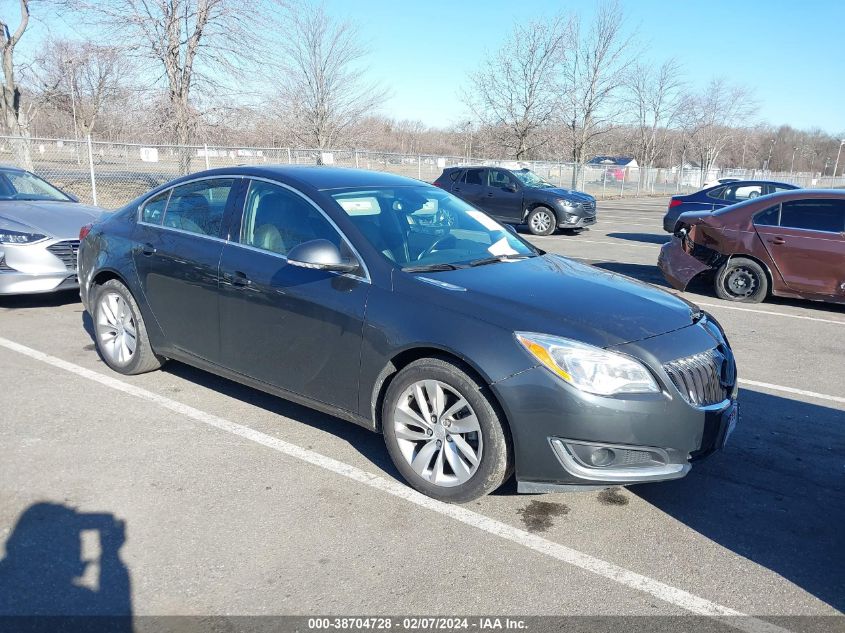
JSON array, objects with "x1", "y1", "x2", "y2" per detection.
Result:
[
  {"x1": 277, "y1": 1, "x2": 386, "y2": 156},
  {"x1": 35, "y1": 39, "x2": 131, "y2": 138},
  {"x1": 560, "y1": 1, "x2": 635, "y2": 186},
  {"x1": 680, "y1": 78, "x2": 757, "y2": 182},
  {"x1": 0, "y1": 0, "x2": 33, "y2": 168},
  {"x1": 624, "y1": 58, "x2": 684, "y2": 182},
  {"x1": 70, "y1": 0, "x2": 273, "y2": 173},
  {"x1": 464, "y1": 14, "x2": 570, "y2": 160}
]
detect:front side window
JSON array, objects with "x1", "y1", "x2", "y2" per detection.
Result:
[
  {"x1": 0, "y1": 170, "x2": 72, "y2": 202},
  {"x1": 162, "y1": 178, "x2": 235, "y2": 237},
  {"x1": 488, "y1": 169, "x2": 517, "y2": 189},
  {"x1": 779, "y1": 200, "x2": 845, "y2": 233},
  {"x1": 240, "y1": 180, "x2": 342, "y2": 256},
  {"x1": 331, "y1": 185, "x2": 536, "y2": 269}
]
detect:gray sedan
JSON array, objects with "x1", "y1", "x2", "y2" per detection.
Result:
[{"x1": 0, "y1": 167, "x2": 103, "y2": 295}]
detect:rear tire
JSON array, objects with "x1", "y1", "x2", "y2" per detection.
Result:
[
  {"x1": 526, "y1": 206, "x2": 556, "y2": 236},
  {"x1": 382, "y1": 358, "x2": 512, "y2": 503},
  {"x1": 93, "y1": 279, "x2": 165, "y2": 374},
  {"x1": 714, "y1": 257, "x2": 768, "y2": 303}
]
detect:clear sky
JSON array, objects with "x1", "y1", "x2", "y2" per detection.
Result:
[
  {"x1": 11, "y1": 0, "x2": 845, "y2": 134},
  {"x1": 318, "y1": 0, "x2": 844, "y2": 134}
]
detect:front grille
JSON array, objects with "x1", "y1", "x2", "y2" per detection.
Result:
[
  {"x1": 663, "y1": 348, "x2": 733, "y2": 407},
  {"x1": 47, "y1": 240, "x2": 80, "y2": 270},
  {"x1": 578, "y1": 201, "x2": 597, "y2": 215}
]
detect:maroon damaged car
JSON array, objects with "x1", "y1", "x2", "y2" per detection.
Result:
[{"x1": 658, "y1": 190, "x2": 845, "y2": 304}]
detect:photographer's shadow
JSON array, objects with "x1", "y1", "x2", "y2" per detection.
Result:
[{"x1": 0, "y1": 502, "x2": 132, "y2": 625}]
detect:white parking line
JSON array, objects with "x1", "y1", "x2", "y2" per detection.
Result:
[
  {"x1": 697, "y1": 302, "x2": 845, "y2": 326},
  {"x1": 739, "y1": 379, "x2": 845, "y2": 405},
  {"x1": 0, "y1": 335, "x2": 788, "y2": 633}
]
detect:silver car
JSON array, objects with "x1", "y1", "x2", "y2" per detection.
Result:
[{"x1": 0, "y1": 167, "x2": 103, "y2": 295}]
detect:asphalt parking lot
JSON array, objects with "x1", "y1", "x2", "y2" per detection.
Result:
[{"x1": 0, "y1": 197, "x2": 842, "y2": 626}]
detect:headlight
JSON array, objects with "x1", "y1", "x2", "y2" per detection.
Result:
[
  {"x1": 556, "y1": 198, "x2": 576, "y2": 208},
  {"x1": 0, "y1": 230, "x2": 47, "y2": 244},
  {"x1": 515, "y1": 332, "x2": 659, "y2": 396}
]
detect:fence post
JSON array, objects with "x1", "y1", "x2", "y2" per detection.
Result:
[
  {"x1": 204, "y1": 144, "x2": 210, "y2": 170},
  {"x1": 287, "y1": 148, "x2": 292, "y2": 164},
  {"x1": 602, "y1": 167, "x2": 607, "y2": 197},
  {"x1": 558, "y1": 162, "x2": 562, "y2": 186},
  {"x1": 620, "y1": 168, "x2": 626, "y2": 197},
  {"x1": 418, "y1": 154, "x2": 422, "y2": 180},
  {"x1": 86, "y1": 134, "x2": 98, "y2": 207},
  {"x1": 355, "y1": 149, "x2": 359, "y2": 169}
]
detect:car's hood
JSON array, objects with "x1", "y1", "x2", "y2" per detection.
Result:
[
  {"x1": 0, "y1": 201, "x2": 105, "y2": 240},
  {"x1": 411, "y1": 254, "x2": 699, "y2": 348},
  {"x1": 534, "y1": 188, "x2": 595, "y2": 203}
]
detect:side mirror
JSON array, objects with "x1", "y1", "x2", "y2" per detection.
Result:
[
  {"x1": 65, "y1": 191, "x2": 80, "y2": 203},
  {"x1": 287, "y1": 239, "x2": 359, "y2": 273},
  {"x1": 503, "y1": 223, "x2": 518, "y2": 235}
]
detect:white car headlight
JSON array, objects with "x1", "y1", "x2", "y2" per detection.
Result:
[{"x1": 515, "y1": 332, "x2": 659, "y2": 396}]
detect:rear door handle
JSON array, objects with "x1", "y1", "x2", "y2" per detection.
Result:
[
  {"x1": 768, "y1": 237, "x2": 786, "y2": 245},
  {"x1": 486, "y1": 192, "x2": 494, "y2": 197},
  {"x1": 140, "y1": 243, "x2": 156, "y2": 256},
  {"x1": 453, "y1": 187, "x2": 461, "y2": 192}
]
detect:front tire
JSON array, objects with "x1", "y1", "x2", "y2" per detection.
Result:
[
  {"x1": 93, "y1": 279, "x2": 164, "y2": 374},
  {"x1": 526, "y1": 206, "x2": 556, "y2": 236},
  {"x1": 714, "y1": 257, "x2": 768, "y2": 303},
  {"x1": 382, "y1": 358, "x2": 512, "y2": 503}
]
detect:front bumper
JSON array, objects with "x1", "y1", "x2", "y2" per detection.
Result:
[
  {"x1": 658, "y1": 237, "x2": 710, "y2": 290},
  {"x1": 0, "y1": 240, "x2": 80, "y2": 295},
  {"x1": 493, "y1": 320, "x2": 738, "y2": 490},
  {"x1": 557, "y1": 213, "x2": 597, "y2": 229}
]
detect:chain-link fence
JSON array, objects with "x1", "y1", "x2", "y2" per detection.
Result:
[{"x1": 3, "y1": 135, "x2": 844, "y2": 209}]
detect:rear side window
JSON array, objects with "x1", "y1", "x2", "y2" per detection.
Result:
[
  {"x1": 706, "y1": 187, "x2": 726, "y2": 200},
  {"x1": 462, "y1": 169, "x2": 484, "y2": 185},
  {"x1": 779, "y1": 200, "x2": 845, "y2": 233},
  {"x1": 722, "y1": 184, "x2": 763, "y2": 202},
  {"x1": 141, "y1": 190, "x2": 170, "y2": 225},
  {"x1": 449, "y1": 170, "x2": 462, "y2": 182},
  {"x1": 754, "y1": 205, "x2": 780, "y2": 227},
  {"x1": 163, "y1": 178, "x2": 236, "y2": 237}
]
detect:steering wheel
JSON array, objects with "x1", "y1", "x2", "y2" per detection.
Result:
[{"x1": 417, "y1": 234, "x2": 455, "y2": 261}]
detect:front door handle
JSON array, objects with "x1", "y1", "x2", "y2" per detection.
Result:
[
  {"x1": 140, "y1": 243, "x2": 156, "y2": 256},
  {"x1": 225, "y1": 271, "x2": 252, "y2": 287},
  {"x1": 453, "y1": 187, "x2": 461, "y2": 192},
  {"x1": 487, "y1": 192, "x2": 494, "y2": 197},
  {"x1": 768, "y1": 237, "x2": 786, "y2": 245}
]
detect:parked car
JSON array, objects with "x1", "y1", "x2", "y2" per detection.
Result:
[
  {"x1": 659, "y1": 190, "x2": 845, "y2": 304},
  {"x1": 0, "y1": 166, "x2": 103, "y2": 295},
  {"x1": 79, "y1": 166, "x2": 738, "y2": 502},
  {"x1": 663, "y1": 180, "x2": 799, "y2": 232},
  {"x1": 434, "y1": 166, "x2": 596, "y2": 236},
  {"x1": 701, "y1": 177, "x2": 740, "y2": 189}
]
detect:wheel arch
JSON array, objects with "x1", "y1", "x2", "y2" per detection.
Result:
[
  {"x1": 523, "y1": 201, "x2": 557, "y2": 223},
  {"x1": 370, "y1": 345, "x2": 513, "y2": 440}
]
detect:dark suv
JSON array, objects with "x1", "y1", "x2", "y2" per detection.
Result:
[{"x1": 434, "y1": 166, "x2": 596, "y2": 235}]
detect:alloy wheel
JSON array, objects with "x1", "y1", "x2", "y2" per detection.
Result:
[
  {"x1": 96, "y1": 291, "x2": 137, "y2": 365},
  {"x1": 392, "y1": 379, "x2": 483, "y2": 487},
  {"x1": 530, "y1": 210, "x2": 552, "y2": 234}
]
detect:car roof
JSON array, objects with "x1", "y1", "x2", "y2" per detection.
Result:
[
  {"x1": 171, "y1": 165, "x2": 427, "y2": 191},
  {"x1": 702, "y1": 180, "x2": 798, "y2": 191}
]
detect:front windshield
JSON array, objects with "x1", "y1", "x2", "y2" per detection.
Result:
[
  {"x1": 330, "y1": 185, "x2": 537, "y2": 270},
  {"x1": 512, "y1": 169, "x2": 554, "y2": 189},
  {"x1": 0, "y1": 170, "x2": 72, "y2": 202}
]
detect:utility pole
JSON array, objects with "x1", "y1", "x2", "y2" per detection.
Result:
[
  {"x1": 790, "y1": 147, "x2": 798, "y2": 175},
  {"x1": 764, "y1": 138, "x2": 776, "y2": 171},
  {"x1": 832, "y1": 139, "x2": 845, "y2": 179}
]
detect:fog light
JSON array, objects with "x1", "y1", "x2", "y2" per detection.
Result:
[
  {"x1": 567, "y1": 215, "x2": 578, "y2": 223},
  {"x1": 589, "y1": 447, "x2": 615, "y2": 467}
]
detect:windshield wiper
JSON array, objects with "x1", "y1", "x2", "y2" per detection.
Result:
[
  {"x1": 467, "y1": 254, "x2": 533, "y2": 267},
  {"x1": 401, "y1": 262, "x2": 462, "y2": 272}
]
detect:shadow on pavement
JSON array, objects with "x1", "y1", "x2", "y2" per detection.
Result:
[
  {"x1": 0, "y1": 289, "x2": 80, "y2": 310},
  {"x1": 633, "y1": 388, "x2": 845, "y2": 612},
  {"x1": 0, "y1": 502, "x2": 132, "y2": 626},
  {"x1": 605, "y1": 232, "x2": 670, "y2": 245},
  {"x1": 162, "y1": 361, "x2": 402, "y2": 480}
]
